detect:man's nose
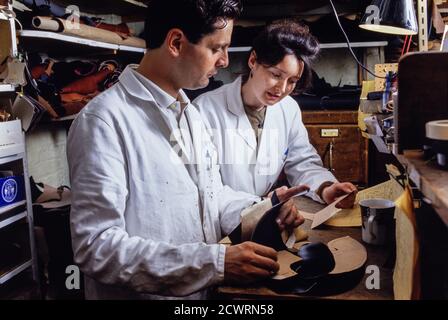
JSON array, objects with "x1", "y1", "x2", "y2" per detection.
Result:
[{"x1": 216, "y1": 49, "x2": 229, "y2": 69}]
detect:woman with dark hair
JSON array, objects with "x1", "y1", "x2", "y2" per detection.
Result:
[{"x1": 194, "y1": 20, "x2": 357, "y2": 207}]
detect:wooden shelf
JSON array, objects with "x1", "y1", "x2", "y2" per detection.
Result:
[
  {"x1": 229, "y1": 41, "x2": 388, "y2": 52},
  {"x1": 319, "y1": 41, "x2": 388, "y2": 49},
  {"x1": 19, "y1": 30, "x2": 146, "y2": 54},
  {"x1": 53, "y1": 0, "x2": 147, "y2": 16}
]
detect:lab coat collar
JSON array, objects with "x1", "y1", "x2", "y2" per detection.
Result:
[
  {"x1": 119, "y1": 66, "x2": 191, "y2": 110},
  {"x1": 225, "y1": 76, "x2": 257, "y2": 150},
  {"x1": 119, "y1": 66, "x2": 195, "y2": 165}
]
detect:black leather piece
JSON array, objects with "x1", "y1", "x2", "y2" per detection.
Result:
[
  {"x1": 270, "y1": 190, "x2": 280, "y2": 206},
  {"x1": 228, "y1": 223, "x2": 241, "y2": 245},
  {"x1": 265, "y1": 243, "x2": 336, "y2": 295},
  {"x1": 251, "y1": 200, "x2": 286, "y2": 252},
  {"x1": 292, "y1": 243, "x2": 335, "y2": 280},
  {"x1": 269, "y1": 266, "x2": 366, "y2": 296}
]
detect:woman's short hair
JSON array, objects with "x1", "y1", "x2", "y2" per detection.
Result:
[
  {"x1": 144, "y1": 0, "x2": 242, "y2": 49},
  {"x1": 248, "y1": 20, "x2": 320, "y2": 94}
]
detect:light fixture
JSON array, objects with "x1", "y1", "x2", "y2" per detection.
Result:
[{"x1": 359, "y1": 0, "x2": 418, "y2": 36}]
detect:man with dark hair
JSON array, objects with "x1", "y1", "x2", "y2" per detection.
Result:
[
  {"x1": 144, "y1": 0, "x2": 242, "y2": 49},
  {"x1": 67, "y1": 0, "x2": 304, "y2": 300}
]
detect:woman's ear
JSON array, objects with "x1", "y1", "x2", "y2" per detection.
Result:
[
  {"x1": 165, "y1": 28, "x2": 184, "y2": 57},
  {"x1": 248, "y1": 51, "x2": 257, "y2": 70}
]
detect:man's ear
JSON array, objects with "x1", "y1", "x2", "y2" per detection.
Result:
[
  {"x1": 165, "y1": 28, "x2": 185, "y2": 57},
  {"x1": 248, "y1": 51, "x2": 257, "y2": 70}
]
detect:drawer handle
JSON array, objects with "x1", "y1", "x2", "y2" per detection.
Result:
[{"x1": 323, "y1": 142, "x2": 335, "y2": 173}]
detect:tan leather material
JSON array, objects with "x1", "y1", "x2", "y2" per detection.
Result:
[
  {"x1": 272, "y1": 250, "x2": 301, "y2": 280},
  {"x1": 240, "y1": 199, "x2": 272, "y2": 242},
  {"x1": 32, "y1": 16, "x2": 146, "y2": 48},
  {"x1": 328, "y1": 236, "x2": 367, "y2": 274}
]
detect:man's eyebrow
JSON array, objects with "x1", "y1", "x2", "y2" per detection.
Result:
[{"x1": 214, "y1": 42, "x2": 230, "y2": 47}]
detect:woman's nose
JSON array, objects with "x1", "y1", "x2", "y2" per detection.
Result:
[{"x1": 275, "y1": 80, "x2": 288, "y2": 94}]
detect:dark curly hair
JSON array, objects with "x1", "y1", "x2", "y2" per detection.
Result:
[
  {"x1": 144, "y1": 0, "x2": 242, "y2": 49},
  {"x1": 246, "y1": 20, "x2": 320, "y2": 94}
]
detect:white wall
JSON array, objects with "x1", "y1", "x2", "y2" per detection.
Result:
[{"x1": 25, "y1": 126, "x2": 70, "y2": 187}]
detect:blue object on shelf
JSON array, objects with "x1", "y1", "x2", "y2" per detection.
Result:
[{"x1": 0, "y1": 175, "x2": 26, "y2": 208}]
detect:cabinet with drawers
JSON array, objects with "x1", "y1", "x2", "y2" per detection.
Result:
[{"x1": 302, "y1": 110, "x2": 368, "y2": 187}]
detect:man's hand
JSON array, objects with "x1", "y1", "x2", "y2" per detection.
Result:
[
  {"x1": 321, "y1": 182, "x2": 357, "y2": 208},
  {"x1": 224, "y1": 242, "x2": 279, "y2": 284}
]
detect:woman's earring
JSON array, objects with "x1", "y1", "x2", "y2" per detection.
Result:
[{"x1": 250, "y1": 71, "x2": 253, "y2": 78}]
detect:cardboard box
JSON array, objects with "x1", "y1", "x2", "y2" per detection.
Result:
[{"x1": 0, "y1": 120, "x2": 22, "y2": 149}]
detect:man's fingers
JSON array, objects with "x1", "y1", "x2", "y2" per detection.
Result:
[
  {"x1": 246, "y1": 266, "x2": 278, "y2": 280},
  {"x1": 247, "y1": 242, "x2": 279, "y2": 272},
  {"x1": 251, "y1": 255, "x2": 280, "y2": 274},
  {"x1": 251, "y1": 242, "x2": 278, "y2": 261}
]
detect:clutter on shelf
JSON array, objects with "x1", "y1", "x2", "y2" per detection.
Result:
[
  {"x1": 293, "y1": 71, "x2": 362, "y2": 111},
  {"x1": 11, "y1": 54, "x2": 134, "y2": 129},
  {"x1": 14, "y1": 0, "x2": 146, "y2": 48},
  {"x1": 0, "y1": 108, "x2": 12, "y2": 122}
]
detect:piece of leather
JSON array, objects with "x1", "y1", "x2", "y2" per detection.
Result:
[
  {"x1": 95, "y1": 22, "x2": 131, "y2": 37},
  {"x1": 61, "y1": 68, "x2": 113, "y2": 94},
  {"x1": 251, "y1": 201, "x2": 288, "y2": 251},
  {"x1": 328, "y1": 236, "x2": 367, "y2": 275},
  {"x1": 231, "y1": 193, "x2": 367, "y2": 295},
  {"x1": 268, "y1": 238, "x2": 367, "y2": 296}
]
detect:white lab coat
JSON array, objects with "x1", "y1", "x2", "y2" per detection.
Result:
[
  {"x1": 194, "y1": 76, "x2": 337, "y2": 202},
  {"x1": 67, "y1": 67, "x2": 264, "y2": 300}
]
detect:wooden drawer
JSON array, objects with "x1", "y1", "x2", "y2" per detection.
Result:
[
  {"x1": 303, "y1": 111, "x2": 368, "y2": 186},
  {"x1": 302, "y1": 110, "x2": 358, "y2": 124}
]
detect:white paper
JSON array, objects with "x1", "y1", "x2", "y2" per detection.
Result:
[{"x1": 311, "y1": 193, "x2": 353, "y2": 229}]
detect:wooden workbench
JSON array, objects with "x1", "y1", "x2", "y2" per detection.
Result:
[
  {"x1": 396, "y1": 150, "x2": 448, "y2": 226},
  {"x1": 215, "y1": 197, "x2": 394, "y2": 300}
]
